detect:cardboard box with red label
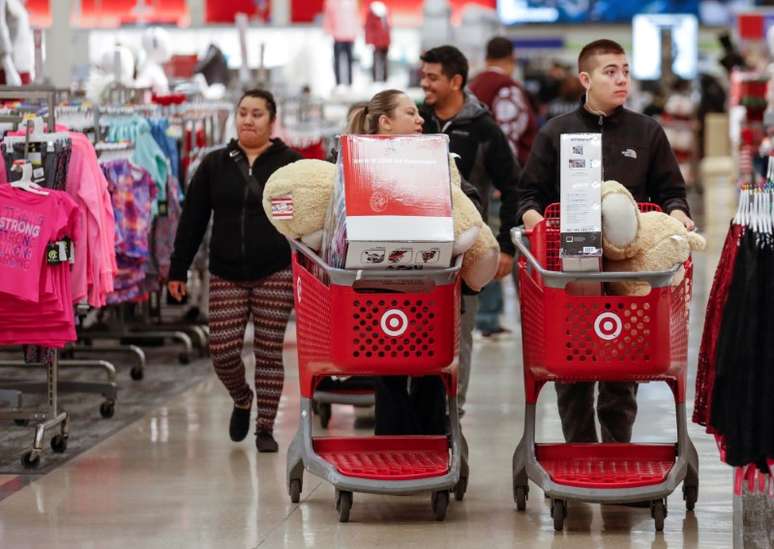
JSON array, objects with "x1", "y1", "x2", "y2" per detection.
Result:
[{"x1": 323, "y1": 134, "x2": 455, "y2": 270}]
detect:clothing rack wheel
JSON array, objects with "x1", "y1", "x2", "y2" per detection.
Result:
[
  {"x1": 21, "y1": 450, "x2": 40, "y2": 468},
  {"x1": 67, "y1": 344, "x2": 146, "y2": 381},
  {"x1": 119, "y1": 330, "x2": 194, "y2": 365},
  {"x1": 99, "y1": 400, "x2": 116, "y2": 418}
]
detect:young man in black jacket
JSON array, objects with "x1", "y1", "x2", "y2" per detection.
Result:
[
  {"x1": 517, "y1": 40, "x2": 695, "y2": 444},
  {"x1": 419, "y1": 45, "x2": 521, "y2": 413}
]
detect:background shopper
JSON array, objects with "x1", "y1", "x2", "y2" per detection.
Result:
[
  {"x1": 419, "y1": 45, "x2": 521, "y2": 413},
  {"x1": 168, "y1": 89, "x2": 302, "y2": 452}
]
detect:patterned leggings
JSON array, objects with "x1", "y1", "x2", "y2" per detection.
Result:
[{"x1": 208, "y1": 270, "x2": 294, "y2": 432}]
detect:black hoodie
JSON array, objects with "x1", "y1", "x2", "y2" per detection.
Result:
[
  {"x1": 420, "y1": 92, "x2": 521, "y2": 256},
  {"x1": 517, "y1": 102, "x2": 690, "y2": 222},
  {"x1": 169, "y1": 138, "x2": 302, "y2": 282}
]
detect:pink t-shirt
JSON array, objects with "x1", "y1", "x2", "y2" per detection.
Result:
[{"x1": 0, "y1": 187, "x2": 80, "y2": 346}]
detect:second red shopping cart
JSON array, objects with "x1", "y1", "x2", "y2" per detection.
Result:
[{"x1": 511, "y1": 204, "x2": 700, "y2": 532}]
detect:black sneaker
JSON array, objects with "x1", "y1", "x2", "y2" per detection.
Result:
[
  {"x1": 256, "y1": 431, "x2": 279, "y2": 453},
  {"x1": 229, "y1": 406, "x2": 251, "y2": 442}
]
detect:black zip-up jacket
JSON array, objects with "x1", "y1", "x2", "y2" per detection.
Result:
[
  {"x1": 420, "y1": 92, "x2": 521, "y2": 256},
  {"x1": 169, "y1": 138, "x2": 302, "y2": 282},
  {"x1": 516, "y1": 102, "x2": 690, "y2": 222}
]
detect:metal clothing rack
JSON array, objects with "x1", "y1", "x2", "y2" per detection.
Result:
[{"x1": 0, "y1": 88, "x2": 119, "y2": 466}]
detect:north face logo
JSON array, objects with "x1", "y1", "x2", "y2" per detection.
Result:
[{"x1": 621, "y1": 148, "x2": 637, "y2": 159}]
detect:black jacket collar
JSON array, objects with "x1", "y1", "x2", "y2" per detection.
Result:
[
  {"x1": 227, "y1": 138, "x2": 289, "y2": 161},
  {"x1": 576, "y1": 96, "x2": 626, "y2": 127}
]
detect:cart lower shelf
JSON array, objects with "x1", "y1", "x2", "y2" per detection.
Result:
[
  {"x1": 313, "y1": 436, "x2": 450, "y2": 480},
  {"x1": 536, "y1": 443, "x2": 676, "y2": 489}
]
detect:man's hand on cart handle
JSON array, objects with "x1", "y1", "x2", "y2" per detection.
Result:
[
  {"x1": 496, "y1": 253, "x2": 514, "y2": 279},
  {"x1": 669, "y1": 210, "x2": 696, "y2": 231},
  {"x1": 522, "y1": 209, "x2": 544, "y2": 231},
  {"x1": 167, "y1": 281, "x2": 188, "y2": 302}
]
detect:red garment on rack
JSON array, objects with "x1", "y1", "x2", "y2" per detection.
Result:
[{"x1": 693, "y1": 222, "x2": 744, "y2": 429}]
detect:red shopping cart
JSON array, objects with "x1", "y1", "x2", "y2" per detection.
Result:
[
  {"x1": 511, "y1": 204, "x2": 700, "y2": 532},
  {"x1": 286, "y1": 240, "x2": 469, "y2": 522}
]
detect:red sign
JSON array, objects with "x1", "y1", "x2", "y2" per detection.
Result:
[
  {"x1": 206, "y1": 0, "x2": 271, "y2": 23},
  {"x1": 292, "y1": 0, "x2": 496, "y2": 25},
  {"x1": 24, "y1": 0, "x2": 51, "y2": 27},
  {"x1": 79, "y1": 0, "x2": 189, "y2": 27}
]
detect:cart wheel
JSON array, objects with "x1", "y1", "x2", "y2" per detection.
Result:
[
  {"x1": 21, "y1": 450, "x2": 40, "y2": 468},
  {"x1": 50, "y1": 434, "x2": 68, "y2": 453},
  {"x1": 453, "y1": 458, "x2": 469, "y2": 501},
  {"x1": 319, "y1": 403, "x2": 332, "y2": 429},
  {"x1": 289, "y1": 478, "x2": 302, "y2": 503},
  {"x1": 13, "y1": 419, "x2": 28, "y2": 427},
  {"x1": 683, "y1": 485, "x2": 698, "y2": 511},
  {"x1": 431, "y1": 490, "x2": 449, "y2": 521},
  {"x1": 515, "y1": 486, "x2": 528, "y2": 511},
  {"x1": 652, "y1": 499, "x2": 666, "y2": 532},
  {"x1": 130, "y1": 366, "x2": 144, "y2": 381},
  {"x1": 336, "y1": 490, "x2": 352, "y2": 523},
  {"x1": 551, "y1": 499, "x2": 566, "y2": 531},
  {"x1": 100, "y1": 400, "x2": 115, "y2": 418},
  {"x1": 178, "y1": 353, "x2": 190, "y2": 365},
  {"x1": 454, "y1": 474, "x2": 468, "y2": 502},
  {"x1": 198, "y1": 345, "x2": 209, "y2": 358}
]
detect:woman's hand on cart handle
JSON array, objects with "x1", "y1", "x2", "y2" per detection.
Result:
[
  {"x1": 669, "y1": 209, "x2": 695, "y2": 231},
  {"x1": 522, "y1": 209, "x2": 544, "y2": 231},
  {"x1": 167, "y1": 281, "x2": 188, "y2": 302}
]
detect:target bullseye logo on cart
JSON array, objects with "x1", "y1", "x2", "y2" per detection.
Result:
[
  {"x1": 594, "y1": 312, "x2": 622, "y2": 341},
  {"x1": 381, "y1": 309, "x2": 409, "y2": 337}
]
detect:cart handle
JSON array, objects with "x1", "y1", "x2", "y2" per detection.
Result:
[
  {"x1": 288, "y1": 238, "x2": 462, "y2": 287},
  {"x1": 511, "y1": 227, "x2": 682, "y2": 289}
]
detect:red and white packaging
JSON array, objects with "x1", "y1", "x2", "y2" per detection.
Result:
[{"x1": 336, "y1": 134, "x2": 454, "y2": 270}]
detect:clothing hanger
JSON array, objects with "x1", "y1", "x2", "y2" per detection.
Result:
[
  {"x1": 3, "y1": 116, "x2": 69, "y2": 151},
  {"x1": 9, "y1": 160, "x2": 48, "y2": 195}
]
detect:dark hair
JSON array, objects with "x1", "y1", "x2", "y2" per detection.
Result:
[
  {"x1": 486, "y1": 37, "x2": 514, "y2": 61},
  {"x1": 346, "y1": 89, "x2": 405, "y2": 134},
  {"x1": 420, "y1": 45, "x2": 469, "y2": 88},
  {"x1": 578, "y1": 39, "x2": 626, "y2": 73},
  {"x1": 237, "y1": 89, "x2": 277, "y2": 121}
]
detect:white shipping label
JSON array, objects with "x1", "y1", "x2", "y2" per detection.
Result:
[{"x1": 560, "y1": 133, "x2": 602, "y2": 234}]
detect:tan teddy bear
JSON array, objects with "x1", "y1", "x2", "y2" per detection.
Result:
[
  {"x1": 263, "y1": 157, "x2": 499, "y2": 291},
  {"x1": 601, "y1": 180, "x2": 706, "y2": 296}
]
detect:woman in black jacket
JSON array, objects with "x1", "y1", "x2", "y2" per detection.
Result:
[{"x1": 168, "y1": 89, "x2": 301, "y2": 452}]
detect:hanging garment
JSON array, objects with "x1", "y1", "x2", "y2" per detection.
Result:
[
  {"x1": 101, "y1": 158, "x2": 157, "y2": 304},
  {"x1": 693, "y1": 222, "x2": 745, "y2": 429},
  {"x1": 710, "y1": 229, "x2": 774, "y2": 472},
  {"x1": 0, "y1": 185, "x2": 81, "y2": 347}
]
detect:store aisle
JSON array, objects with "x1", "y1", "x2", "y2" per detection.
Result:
[{"x1": 0, "y1": 184, "x2": 736, "y2": 548}]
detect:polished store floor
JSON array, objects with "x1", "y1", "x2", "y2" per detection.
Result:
[{"x1": 0, "y1": 179, "x2": 738, "y2": 548}]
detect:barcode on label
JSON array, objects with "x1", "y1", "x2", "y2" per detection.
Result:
[{"x1": 582, "y1": 246, "x2": 597, "y2": 254}]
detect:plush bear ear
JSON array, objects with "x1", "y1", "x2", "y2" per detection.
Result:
[
  {"x1": 461, "y1": 247, "x2": 498, "y2": 292},
  {"x1": 686, "y1": 231, "x2": 706, "y2": 252},
  {"x1": 453, "y1": 226, "x2": 480, "y2": 256},
  {"x1": 601, "y1": 181, "x2": 640, "y2": 260}
]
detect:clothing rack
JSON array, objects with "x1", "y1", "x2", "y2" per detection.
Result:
[
  {"x1": 0, "y1": 90, "x2": 121, "y2": 466},
  {"x1": 76, "y1": 101, "x2": 205, "y2": 362}
]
